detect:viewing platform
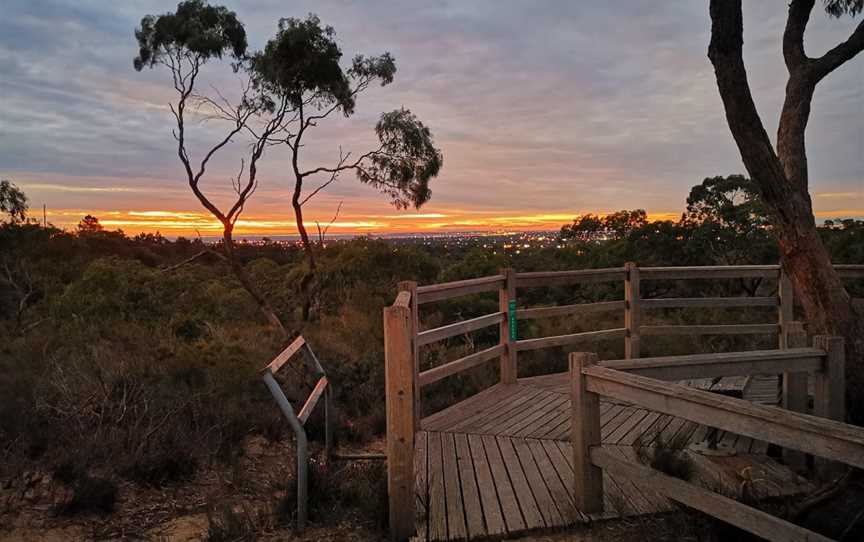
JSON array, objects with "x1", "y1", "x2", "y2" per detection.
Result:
[
  {"x1": 416, "y1": 371, "x2": 810, "y2": 541},
  {"x1": 383, "y1": 264, "x2": 864, "y2": 542}
]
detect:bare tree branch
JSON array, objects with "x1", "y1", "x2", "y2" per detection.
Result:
[{"x1": 812, "y1": 18, "x2": 864, "y2": 80}]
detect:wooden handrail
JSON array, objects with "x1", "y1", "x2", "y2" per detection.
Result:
[
  {"x1": 641, "y1": 296, "x2": 778, "y2": 309},
  {"x1": 515, "y1": 300, "x2": 625, "y2": 320},
  {"x1": 416, "y1": 275, "x2": 504, "y2": 304},
  {"x1": 416, "y1": 311, "x2": 504, "y2": 346},
  {"x1": 640, "y1": 323, "x2": 779, "y2": 336},
  {"x1": 590, "y1": 448, "x2": 833, "y2": 542},
  {"x1": 835, "y1": 264, "x2": 864, "y2": 278},
  {"x1": 515, "y1": 267, "x2": 626, "y2": 288},
  {"x1": 639, "y1": 265, "x2": 779, "y2": 279},
  {"x1": 569, "y1": 338, "x2": 852, "y2": 542},
  {"x1": 583, "y1": 361, "x2": 862, "y2": 468},
  {"x1": 515, "y1": 328, "x2": 626, "y2": 351},
  {"x1": 261, "y1": 335, "x2": 306, "y2": 375},
  {"x1": 599, "y1": 347, "x2": 825, "y2": 381},
  {"x1": 418, "y1": 344, "x2": 505, "y2": 387}
]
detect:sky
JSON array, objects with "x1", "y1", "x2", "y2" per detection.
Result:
[{"x1": 1, "y1": 1, "x2": 862, "y2": 236}]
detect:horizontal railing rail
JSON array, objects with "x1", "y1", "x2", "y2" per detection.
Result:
[
  {"x1": 416, "y1": 311, "x2": 503, "y2": 346},
  {"x1": 403, "y1": 262, "x2": 861, "y2": 392},
  {"x1": 514, "y1": 267, "x2": 626, "y2": 287},
  {"x1": 514, "y1": 328, "x2": 627, "y2": 352},
  {"x1": 418, "y1": 344, "x2": 505, "y2": 387},
  {"x1": 570, "y1": 337, "x2": 856, "y2": 542},
  {"x1": 640, "y1": 296, "x2": 779, "y2": 309},
  {"x1": 515, "y1": 299, "x2": 626, "y2": 320},
  {"x1": 598, "y1": 347, "x2": 826, "y2": 381},
  {"x1": 640, "y1": 323, "x2": 780, "y2": 336},
  {"x1": 416, "y1": 275, "x2": 504, "y2": 304},
  {"x1": 835, "y1": 264, "x2": 864, "y2": 278},
  {"x1": 583, "y1": 365, "x2": 860, "y2": 468},
  {"x1": 639, "y1": 264, "x2": 780, "y2": 279}
]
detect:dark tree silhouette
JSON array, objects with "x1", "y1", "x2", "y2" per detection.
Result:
[
  {"x1": 708, "y1": 0, "x2": 864, "y2": 420},
  {"x1": 77, "y1": 215, "x2": 104, "y2": 234},
  {"x1": 133, "y1": 0, "x2": 292, "y2": 338},
  {"x1": 249, "y1": 15, "x2": 443, "y2": 318},
  {"x1": 681, "y1": 175, "x2": 774, "y2": 266},
  {"x1": 0, "y1": 180, "x2": 28, "y2": 224}
]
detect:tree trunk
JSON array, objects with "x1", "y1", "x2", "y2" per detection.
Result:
[
  {"x1": 292, "y1": 183, "x2": 316, "y2": 321},
  {"x1": 708, "y1": 0, "x2": 863, "y2": 422},
  {"x1": 223, "y1": 224, "x2": 287, "y2": 340}
]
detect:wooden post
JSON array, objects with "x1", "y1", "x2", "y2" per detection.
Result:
[
  {"x1": 384, "y1": 299, "x2": 416, "y2": 540},
  {"x1": 813, "y1": 335, "x2": 845, "y2": 422},
  {"x1": 782, "y1": 322, "x2": 807, "y2": 471},
  {"x1": 778, "y1": 269, "x2": 794, "y2": 350},
  {"x1": 624, "y1": 262, "x2": 641, "y2": 359},
  {"x1": 398, "y1": 280, "x2": 420, "y2": 432},
  {"x1": 570, "y1": 352, "x2": 603, "y2": 512},
  {"x1": 813, "y1": 335, "x2": 845, "y2": 480},
  {"x1": 499, "y1": 268, "x2": 518, "y2": 384}
]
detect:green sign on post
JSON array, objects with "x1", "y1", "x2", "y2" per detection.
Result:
[{"x1": 508, "y1": 299, "x2": 518, "y2": 341}]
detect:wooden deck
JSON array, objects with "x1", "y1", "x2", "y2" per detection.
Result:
[{"x1": 414, "y1": 374, "x2": 814, "y2": 542}]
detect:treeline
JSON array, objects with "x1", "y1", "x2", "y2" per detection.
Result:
[{"x1": 0, "y1": 175, "x2": 861, "y2": 501}]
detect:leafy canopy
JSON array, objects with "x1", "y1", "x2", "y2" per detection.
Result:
[
  {"x1": 250, "y1": 15, "x2": 438, "y2": 210},
  {"x1": 560, "y1": 210, "x2": 648, "y2": 242},
  {"x1": 252, "y1": 16, "x2": 350, "y2": 113},
  {"x1": 683, "y1": 174, "x2": 766, "y2": 231},
  {"x1": 361, "y1": 109, "x2": 443, "y2": 209},
  {"x1": 133, "y1": 0, "x2": 247, "y2": 71},
  {"x1": 250, "y1": 15, "x2": 396, "y2": 115},
  {"x1": 823, "y1": 0, "x2": 863, "y2": 17},
  {"x1": 0, "y1": 180, "x2": 28, "y2": 224}
]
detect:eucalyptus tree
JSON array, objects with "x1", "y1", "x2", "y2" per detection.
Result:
[
  {"x1": 133, "y1": 0, "x2": 291, "y2": 337},
  {"x1": 0, "y1": 180, "x2": 28, "y2": 224},
  {"x1": 248, "y1": 15, "x2": 443, "y2": 316},
  {"x1": 708, "y1": 0, "x2": 864, "y2": 418}
]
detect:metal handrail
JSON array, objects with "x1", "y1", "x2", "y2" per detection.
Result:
[{"x1": 260, "y1": 336, "x2": 332, "y2": 531}]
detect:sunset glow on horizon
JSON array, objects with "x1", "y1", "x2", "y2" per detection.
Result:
[{"x1": 37, "y1": 207, "x2": 692, "y2": 236}]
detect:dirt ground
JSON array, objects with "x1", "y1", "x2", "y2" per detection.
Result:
[{"x1": 2, "y1": 434, "x2": 857, "y2": 541}]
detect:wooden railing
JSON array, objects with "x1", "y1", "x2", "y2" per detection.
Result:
[
  {"x1": 399, "y1": 263, "x2": 862, "y2": 405},
  {"x1": 570, "y1": 336, "x2": 858, "y2": 542},
  {"x1": 383, "y1": 263, "x2": 862, "y2": 541}
]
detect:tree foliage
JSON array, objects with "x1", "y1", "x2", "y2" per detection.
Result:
[
  {"x1": 0, "y1": 180, "x2": 28, "y2": 224},
  {"x1": 78, "y1": 215, "x2": 104, "y2": 234},
  {"x1": 250, "y1": 16, "x2": 356, "y2": 113},
  {"x1": 133, "y1": 0, "x2": 247, "y2": 71},
  {"x1": 560, "y1": 209, "x2": 648, "y2": 242},
  {"x1": 823, "y1": 0, "x2": 863, "y2": 17},
  {"x1": 359, "y1": 109, "x2": 443, "y2": 209}
]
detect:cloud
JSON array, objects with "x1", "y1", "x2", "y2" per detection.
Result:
[{"x1": 1, "y1": 0, "x2": 861, "y2": 233}]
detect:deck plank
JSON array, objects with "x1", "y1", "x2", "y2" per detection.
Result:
[
  {"x1": 419, "y1": 372, "x2": 820, "y2": 541},
  {"x1": 459, "y1": 386, "x2": 546, "y2": 434},
  {"x1": 454, "y1": 433, "x2": 486, "y2": 539},
  {"x1": 509, "y1": 436, "x2": 564, "y2": 527},
  {"x1": 416, "y1": 431, "x2": 429, "y2": 542},
  {"x1": 540, "y1": 439, "x2": 589, "y2": 522},
  {"x1": 441, "y1": 432, "x2": 468, "y2": 541},
  {"x1": 526, "y1": 438, "x2": 582, "y2": 525},
  {"x1": 422, "y1": 384, "x2": 510, "y2": 431},
  {"x1": 492, "y1": 435, "x2": 546, "y2": 530},
  {"x1": 606, "y1": 408, "x2": 650, "y2": 444},
  {"x1": 484, "y1": 391, "x2": 563, "y2": 435},
  {"x1": 466, "y1": 434, "x2": 509, "y2": 536},
  {"x1": 427, "y1": 432, "x2": 448, "y2": 542}
]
